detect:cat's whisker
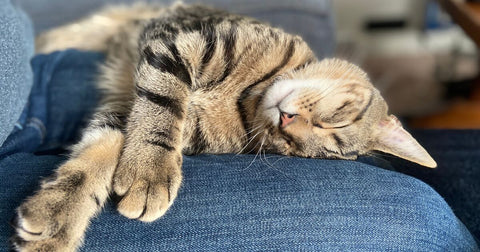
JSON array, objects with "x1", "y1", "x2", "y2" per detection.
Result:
[
  {"x1": 244, "y1": 119, "x2": 269, "y2": 130},
  {"x1": 260, "y1": 149, "x2": 269, "y2": 164},
  {"x1": 258, "y1": 135, "x2": 266, "y2": 153},
  {"x1": 270, "y1": 155, "x2": 291, "y2": 166},
  {"x1": 324, "y1": 64, "x2": 355, "y2": 90},
  {"x1": 260, "y1": 150, "x2": 271, "y2": 170},
  {"x1": 316, "y1": 77, "x2": 343, "y2": 100},
  {"x1": 243, "y1": 135, "x2": 266, "y2": 171},
  {"x1": 239, "y1": 123, "x2": 264, "y2": 139},
  {"x1": 260, "y1": 150, "x2": 297, "y2": 181},
  {"x1": 317, "y1": 66, "x2": 357, "y2": 101},
  {"x1": 236, "y1": 126, "x2": 265, "y2": 155},
  {"x1": 364, "y1": 152, "x2": 403, "y2": 166},
  {"x1": 238, "y1": 119, "x2": 265, "y2": 136},
  {"x1": 365, "y1": 151, "x2": 395, "y2": 159},
  {"x1": 261, "y1": 154, "x2": 281, "y2": 160}
]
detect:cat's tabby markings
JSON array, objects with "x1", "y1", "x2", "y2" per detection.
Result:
[{"x1": 13, "y1": 3, "x2": 436, "y2": 251}]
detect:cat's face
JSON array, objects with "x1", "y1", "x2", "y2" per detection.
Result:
[{"x1": 254, "y1": 59, "x2": 437, "y2": 168}]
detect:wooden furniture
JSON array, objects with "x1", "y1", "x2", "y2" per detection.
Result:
[
  {"x1": 411, "y1": 0, "x2": 480, "y2": 129},
  {"x1": 437, "y1": 0, "x2": 480, "y2": 46}
]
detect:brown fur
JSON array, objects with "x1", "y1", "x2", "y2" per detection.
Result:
[
  {"x1": 14, "y1": 3, "x2": 436, "y2": 251},
  {"x1": 13, "y1": 128, "x2": 123, "y2": 251}
]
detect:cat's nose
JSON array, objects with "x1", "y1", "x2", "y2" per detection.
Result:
[{"x1": 280, "y1": 112, "x2": 296, "y2": 128}]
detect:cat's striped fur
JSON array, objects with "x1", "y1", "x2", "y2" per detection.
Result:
[{"x1": 13, "y1": 3, "x2": 436, "y2": 251}]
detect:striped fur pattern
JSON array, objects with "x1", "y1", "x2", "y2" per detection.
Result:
[{"x1": 13, "y1": 3, "x2": 436, "y2": 251}]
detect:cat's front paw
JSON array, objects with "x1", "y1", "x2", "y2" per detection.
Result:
[
  {"x1": 113, "y1": 156, "x2": 182, "y2": 222},
  {"x1": 12, "y1": 173, "x2": 86, "y2": 251}
]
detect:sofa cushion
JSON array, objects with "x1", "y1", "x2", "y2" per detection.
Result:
[{"x1": 0, "y1": 0, "x2": 34, "y2": 145}]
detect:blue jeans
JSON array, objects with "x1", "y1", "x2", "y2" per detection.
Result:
[{"x1": 0, "y1": 50, "x2": 478, "y2": 251}]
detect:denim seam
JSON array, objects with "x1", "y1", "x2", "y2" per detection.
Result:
[
  {"x1": 26, "y1": 117, "x2": 46, "y2": 143},
  {"x1": 14, "y1": 122, "x2": 23, "y2": 130}
]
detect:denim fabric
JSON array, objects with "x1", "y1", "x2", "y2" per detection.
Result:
[
  {"x1": 0, "y1": 49, "x2": 478, "y2": 251},
  {"x1": 0, "y1": 0, "x2": 34, "y2": 145},
  {"x1": 391, "y1": 129, "x2": 480, "y2": 240},
  {"x1": 0, "y1": 50, "x2": 104, "y2": 158},
  {"x1": 1, "y1": 153, "x2": 478, "y2": 251}
]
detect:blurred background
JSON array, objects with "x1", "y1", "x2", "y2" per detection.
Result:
[{"x1": 333, "y1": 0, "x2": 480, "y2": 129}]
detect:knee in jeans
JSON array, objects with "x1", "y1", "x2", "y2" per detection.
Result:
[{"x1": 393, "y1": 175, "x2": 477, "y2": 250}]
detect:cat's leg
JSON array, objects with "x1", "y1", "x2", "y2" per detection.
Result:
[
  {"x1": 35, "y1": 4, "x2": 165, "y2": 54},
  {"x1": 112, "y1": 44, "x2": 191, "y2": 222},
  {"x1": 12, "y1": 127, "x2": 124, "y2": 252}
]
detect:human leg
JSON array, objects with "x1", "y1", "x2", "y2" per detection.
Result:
[
  {"x1": 4, "y1": 153, "x2": 477, "y2": 251},
  {"x1": 77, "y1": 154, "x2": 478, "y2": 251}
]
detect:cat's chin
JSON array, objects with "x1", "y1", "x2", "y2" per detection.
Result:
[{"x1": 262, "y1": 107, "x2": 281, "y2": 127}]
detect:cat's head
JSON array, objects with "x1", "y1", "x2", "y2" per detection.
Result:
[{"x1": 254, "y1": 58, "x2": 436, "y2": 168}]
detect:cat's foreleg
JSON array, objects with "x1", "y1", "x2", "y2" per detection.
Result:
[
  {"x1": 12, "y1": 128, "x2": 124, "y2": 252},
  {"x1": 112, "y1": 45, "x2": 191, "y2": 222}
]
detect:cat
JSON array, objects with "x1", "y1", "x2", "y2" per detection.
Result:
[{"x1": 13, "y1": 3, "x2": 436, "y2": 251}]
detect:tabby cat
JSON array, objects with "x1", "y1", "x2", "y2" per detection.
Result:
[{"x1": 13, "y1": 3, "x2": 436, "y2": 251}]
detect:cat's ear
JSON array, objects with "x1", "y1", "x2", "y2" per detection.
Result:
[{"x1": 372, "y1": 115, "x2": 437, "y2": 168}]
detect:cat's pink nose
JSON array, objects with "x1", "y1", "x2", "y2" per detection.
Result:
[{"x1": 280, "y1": 112, "x2": 296, "y2": 128}]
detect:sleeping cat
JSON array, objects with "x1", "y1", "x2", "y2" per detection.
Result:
[{"x1": 13, "y1": 3, "x2": 436, "y2": 251}]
